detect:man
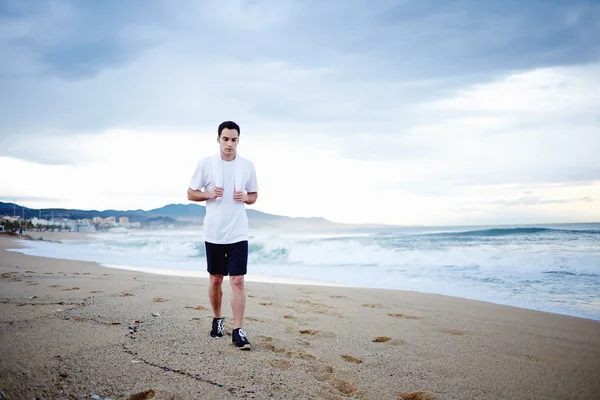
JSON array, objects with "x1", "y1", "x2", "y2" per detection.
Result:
[{"x1": 187, "y1": 121, "x2": 259, "y2": 350}]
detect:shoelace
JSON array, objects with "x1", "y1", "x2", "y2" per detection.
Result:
[{"x1": 218, "y1": 319, "x2": 224, "y2": 332}]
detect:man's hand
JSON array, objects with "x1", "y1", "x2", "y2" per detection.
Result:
[
  {"x1": 234, "y1": 190, "x2": 248, "y2": 203},
  {"x1": 187, "y1": 187, "x2": 224, "y2": 202},
  {"x1": 210, "y1": 187, "x2": 224, "y2": 199}
]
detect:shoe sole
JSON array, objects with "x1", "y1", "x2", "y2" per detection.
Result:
[{"x1": 237, "y1": 344, "x2": 251, "y2": 350}]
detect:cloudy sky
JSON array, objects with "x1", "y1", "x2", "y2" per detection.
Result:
[{"x1": 1, "y1": 0, "x2": 599, "y2": 226}]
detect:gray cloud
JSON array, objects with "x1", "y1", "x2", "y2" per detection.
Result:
[
  {"x1": 1, "y1": 0, "x2": 599, "y2": 141},
  {"x1": 1, "y1": 0, "x2": 599, "y2": 212},
  {"x1": 0, "y1": 0, "x2": 171, "y2": 79}
]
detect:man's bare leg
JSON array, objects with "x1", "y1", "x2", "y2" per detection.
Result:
[
  {"x1": 209, "y1": 274, "x2": 224, "y2": 318},
  {"x1": 230, "y1": 275, "x2": 245, "y2": 329}
]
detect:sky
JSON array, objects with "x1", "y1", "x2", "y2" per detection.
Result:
[{"x1": 1, "y1": 0, "x2": 599, "y2": 226}]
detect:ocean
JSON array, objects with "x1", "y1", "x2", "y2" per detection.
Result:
[{"x1": 7, "y1": 223, "x2": 600, "y2": 321}]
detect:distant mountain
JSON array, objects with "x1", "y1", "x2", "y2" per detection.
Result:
[
  {"x1": 148, "y1": 203, "x2": 206, "y2": 219},
  {"x1": 0, "y1": 202, "x2": 148, "y2": 221},
  {"x1": 0, "y1": 201, "x2": 335, "y2": 227}
]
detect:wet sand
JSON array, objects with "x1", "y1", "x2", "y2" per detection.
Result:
[{"x1": 1, "y1": 232, "x2": 599, "y2": 399}]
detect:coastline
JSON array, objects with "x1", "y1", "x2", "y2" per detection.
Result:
[
  {"x1": 5, "y1": 230, "x2": 599, "y2": 322},
  {"x1": 1, "y1": 233, "x2": 600, "y2": 399}
]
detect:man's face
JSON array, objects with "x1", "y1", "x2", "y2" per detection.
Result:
[{"x1": 218, "y1": 128, "x2": 239, "y2": 156}]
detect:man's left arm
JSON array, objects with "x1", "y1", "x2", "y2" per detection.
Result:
[
  {"x1": 244, "y1": 163, "x2": 259, "y2": 205},
  {"x1": 244, "y1": 192, "x2": 258, "y2": 205}
]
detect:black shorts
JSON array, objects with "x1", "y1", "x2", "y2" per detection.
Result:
[{"x1": 204, "y1": 241, "x2": 248, "y2": 276}]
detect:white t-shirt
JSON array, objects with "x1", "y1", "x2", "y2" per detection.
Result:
[{"x1": 188, "y1": 154, "x2": 259, "y2": 244}]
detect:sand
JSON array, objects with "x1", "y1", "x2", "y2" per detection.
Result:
[{"x1": 1, "y1": 232, "x2": 599, "y2": 400}]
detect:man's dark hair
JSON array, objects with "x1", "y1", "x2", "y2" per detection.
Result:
[{"x1": 218, "y1": 121, "x2": 240, "y2": 137}]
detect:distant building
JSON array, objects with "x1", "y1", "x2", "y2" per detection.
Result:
[
  {"x1": 95, "y1": 217, "x2": 117, "y2": 228},
  {"x1": 31, "y1": 217, "x2": 51, "y2": 226},
  {"x1": 119, "y1": 216, "x2": 129, "y2": 226},
  {"x1": 76, "y1": 223, "x2": 96, "y2": 232}
]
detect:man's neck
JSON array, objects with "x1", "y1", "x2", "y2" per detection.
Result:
[{"x1": 220, "y1": 151, "x2": 236, "y2": 161}]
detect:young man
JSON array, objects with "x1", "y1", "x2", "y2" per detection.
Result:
[{"x1": 187, "y1": 121, "x2": 259, "y2": 350}]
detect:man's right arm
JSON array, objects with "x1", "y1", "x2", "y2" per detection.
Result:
[
  {"x1": 187, "y1": 188, "x2": 213, "y2": 202},
  {"x1": 188, "y1": 160, "x2": 210, "y2": 202}
]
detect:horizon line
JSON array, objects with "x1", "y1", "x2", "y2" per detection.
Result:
[{"x1": 1, "y1": 199, "x2": 599, "y2": 229}]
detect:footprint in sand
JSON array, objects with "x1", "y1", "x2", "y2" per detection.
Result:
[
  {"x1": 102, "y1": 274, "x2": 109, "y2": 276},
  {"x1": 1, "y1": 272, "x2": 21, "y2": 282},
  {"x1": 44, "y1": 272, "x2": 53, "y2": 275},
  {"x1": 388, "y1": 313, "x2": 420, "y2": 320},
  {"x1": 72, "y1": 273, "x2": 80, "y2": 275},
  {"x1": 330, "y1": 295, "x2": 346, "y2": 298},
  {"x1": 296, "y1": 300, "x2": 324, "y2": 307},
  {"x1": 246, "y1": 317, "x2": 263, "y2": 322},
  {"x1": 287, "y1": 350, "x2": 317, "y2": 360},
  {"x1": 185, "y1": 305, "x2": 207, "y2": 310},
  {"x1": 247, "y1": 295, "x2": 256, "y2": 298},
  {"x1": 25, "y1": 282, "x2": 39, "y2": 286},
  {"x1": 265, "y1": 343, "x2": 285, "y2": 354},
  {"x1": 83, "y1": 273, "x2": 91, "y2": 275},
  {"x1": 341, "y1": 355, "x2": 363, "y2": 364},
  {"x1": 526, "y1": 355, "x2": 559, "y2": 365},
  {"x1": 373, "y1": 336, "x2": 392, "y2": 343},
  {"x1": 268, "y1": 359, "x2": 293, "y2": 370},
  {"x1": 126, "y1": 389, "x2": 156, "y2": 400},
  {"x1": 283, "y1": 315, "x2": 297, "y2": 320},
  {"x1": 25, "y1": 271, "x2": 36, "y2": 273},
  {"x1": 90, "y1": 290, "x2": 103, "y2": 294},
  {"x1": 299, "y1": 352, "x2": 317, "y2": 360},
  {"x1": 62, "y1": 287, "x2": 80, "y2": 291},
  {"x1": 398, "y1": 391, "x2": 438, "y2": 400},
  {"x1": 153, "y1": 297, "x2": 169, "y2": 302},
  {"x1": 49, "y1": 285, "x2": 62, "y2": 288},
  {"x1": 259, "y1": 302, "x2": 273, "y2": 306},
  {"x1": 299, "y1": 329, "x2": 319, "y2": 335},
  {"x1": 122, "y1": 293, "x2": 134, "y2": 297},
  {"x1": 265, "y1": 342, "x2": 317, "y2": 361},
  {"x1": 315, "y1": 365, "x2": 359, "y2": 397},
  {"x1": 362, "y1": 304, "x2": 384, "y2": 309},
  {"x1": 296, "y1": 300, "x2": 343, "y2": 318}
]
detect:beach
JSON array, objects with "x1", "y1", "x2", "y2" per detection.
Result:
[{"x1": 1, "y1": 232, "x2": 599, "y2": 400}]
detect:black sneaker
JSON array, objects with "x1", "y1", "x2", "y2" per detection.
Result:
[
  {"x1": 210, "y1": 317, "x2": 224, "y2": 338},
  {"x1": 232, "y1": 328, "x2": 251, "y2": 350}
]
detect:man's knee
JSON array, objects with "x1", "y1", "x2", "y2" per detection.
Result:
[
  {"x1": 229, "y1": 275, "x2": 245, "y2": 290},
  {"x1": 210, "y1": 274, "x2": 224, "y2": 285}
]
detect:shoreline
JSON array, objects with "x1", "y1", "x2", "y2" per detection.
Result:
[
  {"x1": 1, "y1": 233, "x2": 600, "y2": 398},
  {"x1": 2, "y1": 231, "x2": 600, "y2": 322},
  {"x1": 3, "y1": 232, "x2": 599, "y2": 322}
]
